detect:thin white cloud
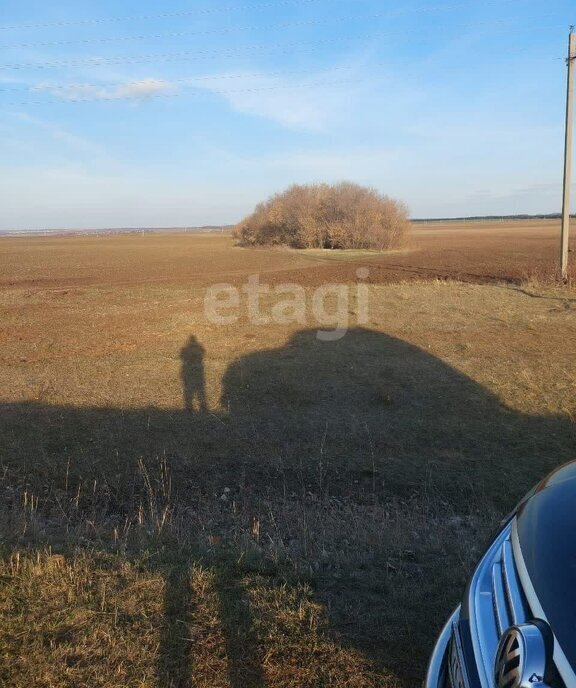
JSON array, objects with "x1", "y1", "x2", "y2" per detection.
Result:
[
  {"x1": 116, "y1": 78, "x2": 172, "y2": 99},
  {"x1": 15, "y1": 112, "x2": 110, "y2": 159},
  {"x1": 33, "y1": 77, "x2": 173, "y2": 102},
  {"x1": 191, "y1": 66, "x2": 364, "y2": 132}
]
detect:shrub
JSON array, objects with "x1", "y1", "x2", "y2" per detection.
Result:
[{"x1": 233, "y1": 182, "x2": 409, "y2": 250}]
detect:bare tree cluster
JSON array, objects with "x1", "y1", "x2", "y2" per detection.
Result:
[{"x1": 233, "y1": 182, "x2": 409, "y2": 250}]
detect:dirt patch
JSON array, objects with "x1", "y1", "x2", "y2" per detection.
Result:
[{"x1": 1, "y1": 220, "x2": 574, "y2": 290}]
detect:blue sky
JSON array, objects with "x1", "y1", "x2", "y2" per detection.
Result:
[{"x1": 0, "y1": 0, "x2": 574, "y2": 229}]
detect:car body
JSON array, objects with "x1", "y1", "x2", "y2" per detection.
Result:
[{"x1": 425, "y1": 460, "x2": 576, "y2": 688}]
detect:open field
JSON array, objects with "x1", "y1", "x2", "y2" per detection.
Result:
[
  {"x1": 2, "y1": 219, "x2": 574, "y2": 290},
  {"x1": 1, "y1": 220, "x2": 575, "y2": 687}
]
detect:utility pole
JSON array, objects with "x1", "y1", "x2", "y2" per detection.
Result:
[{"x1": 560, "y1": 27, "x2": 576, "y2": 281}]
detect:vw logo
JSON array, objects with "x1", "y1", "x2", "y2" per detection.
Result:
[
  {"x1": 494, "y1": 623, "x2": 551, "y2": 688},
  {"x1": 495, "y1": 627, "x2": 523, "y2": 688}
]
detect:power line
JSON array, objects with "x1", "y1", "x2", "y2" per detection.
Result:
[
  {"x1": 0, "y1": 16, "x2": 375, "y2": 51},
  {"x1": 0, "y1": 40, "x2": 542, "y2": 96},
  {"x1": 0, "y1": 66, "x2": 360, "y2": 93},
  {"x1": 0, "y1": 18, "x2": 561, "y2": 72},
  {"x1": 0, "y1": 37, "x2": 344, "y2": 70},
  {"x1": 0, "y1": 1, "x2": 549, "y2": 50},
  {"x1": 0, "y1": 14, "x2": 377, "y2": 50},
  {"x1": 0, "y1": 0, "x2": 326, "y2": 31},
  {"x1": 0, "y1": 40, "x2": 545, "y2": 106},
  {"x1": 0, "y1": 0, "x2": 525, "y2": 32},
  {"x1": 0, "y1": 14, "x2": 411, "y2": 50},
  {"x1": 0, "y1": 75, "x2": 374, "y2": 107},
  {"x1": 0, "y1": 3, "x2": 537, "y2": 50}
]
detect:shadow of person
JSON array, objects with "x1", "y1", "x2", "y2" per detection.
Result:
[
  {"x1": 180, "y1": 335, "x2": 208, "y2": 413},
  {"x1": 0, "y1": 327, "x2": 574, "y2": 686},
  {"x1": 155, "y1": 555, "x2": 267, "y2": 688},
  {"x1": 212, "y1": 564, "x2": 267, "y2": 688},
  {"x1": 5, "y1": 328, "x2": 571, "y2": 505},
  {"x1": 157, "y1": 562, "x2": 194, "y2": 688}
]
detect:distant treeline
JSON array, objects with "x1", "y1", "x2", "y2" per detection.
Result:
[
  {"x1": 412, "y1": 213, "x2": 575, "y2": 223},
  {"x1": 0, "y1": 225, "x2": 234, "y2": 237}
]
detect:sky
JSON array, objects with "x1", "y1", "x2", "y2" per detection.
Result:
[{"x1": 0, "y1": 0, "x2": 574, "y2": 229}]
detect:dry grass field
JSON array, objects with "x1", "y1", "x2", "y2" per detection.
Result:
[{"x1": 1, "y1": 220, "x2": 575, "y2": 687}]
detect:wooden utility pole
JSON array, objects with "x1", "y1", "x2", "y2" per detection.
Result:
[{"x1": 560, "y1": 27, "x2": 576, "y2": 281}]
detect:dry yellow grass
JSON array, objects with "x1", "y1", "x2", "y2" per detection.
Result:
[{"x1": 0, "y1": 549, "x2": 396, "y2": 688}]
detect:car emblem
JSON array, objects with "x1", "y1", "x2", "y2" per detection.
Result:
[{"x1": 494, "y1": 623, "x2": 551, "y2": 688}]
